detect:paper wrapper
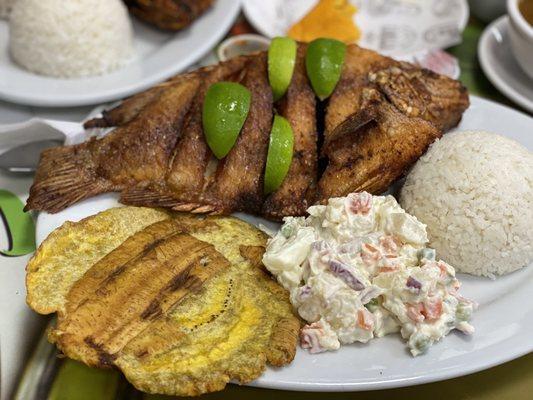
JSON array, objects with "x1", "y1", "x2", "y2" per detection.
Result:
[
  {"x1": 243, "y1": 0, "x2": 469, "y2": 56},
  {"x1": 0, "y1": 104, "x2": 114, "y2": 153}
]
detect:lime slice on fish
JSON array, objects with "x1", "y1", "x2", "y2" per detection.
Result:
[
  {"x1": 203, "y1": 82, "x2": 251, "y2": 159},
  {"x1": 305, "y1": 38, "x2": 347, "y2": 100},
  {"x1": 264, "y1": 115, "x2": 294, "y2": 194},
  {"x1": 268, "y1": 37, "x2": 297, "y2": 101}
]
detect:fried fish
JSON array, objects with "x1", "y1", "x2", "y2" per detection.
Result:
[
  {"x1": 262, "y1": 44, "x2": 318, "y2": 219},
  {"x1": 26, "y1": 44, "x2": 469, "y2": 219},
  {"x1": 125, "y1": 0, "x2": 214, "y2": 31},
  {"x1": 318, "y1": 45, "x2": 468, "y2": 200},
  {"x1": 29, "y1": 208, "x2": 299, "y2": 396}
]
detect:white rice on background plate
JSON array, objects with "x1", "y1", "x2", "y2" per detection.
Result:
[
  {"x1": 401, "y1": 130, "x2": 533, "y2": 278},
  {"x1": 8, "y1": 0, "x2": 134, "y2": 78}
]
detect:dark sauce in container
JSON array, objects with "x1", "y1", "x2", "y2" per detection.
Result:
[{"x1": 519, "y1": 0, "x2": 533, "y2": 26}]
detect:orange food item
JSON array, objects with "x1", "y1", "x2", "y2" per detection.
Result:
[
  {"x1": 357, "y1": 308, "x2": 375, "y2": 331},
  {"x1": 288, "y1": 0, "x2": 361, "y2": 43},
  {"x1": 422, "y1": 298, "x2": 443, "y2": 321}
]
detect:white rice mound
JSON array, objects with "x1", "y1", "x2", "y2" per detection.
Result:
[
  {"x1": 400, "y1": 130, "x2": 533, "y2": 278},
  {"x1": 9, "y1": 0, "x2": 134, "y2": 78}
]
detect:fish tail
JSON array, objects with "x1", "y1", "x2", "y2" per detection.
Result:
[{"x1": 25, "y1": 144, "x2": 112, "y2": 213}]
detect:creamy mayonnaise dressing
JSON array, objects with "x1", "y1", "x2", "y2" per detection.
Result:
[{"x1": 263, "y1": 192, "x2": 476, "y2": 356}]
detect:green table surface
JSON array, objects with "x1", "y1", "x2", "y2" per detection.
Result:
[
  {"x1": 26, "y1": 17, "x2": 533, "y2": 400},
  {"x1": 175, "y1": 353, "x2": 533, "y2": 400},
  {"x1": 448, "y1": 19, "x2": 530, "y2": 115}
]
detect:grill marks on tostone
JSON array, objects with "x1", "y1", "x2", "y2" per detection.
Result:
[
  {"x1": 40, "y1": 212, "x2": 301, "y2": 396},
  {"x1": 52, "y1": 218, "x2": 228, "y2": 368}
]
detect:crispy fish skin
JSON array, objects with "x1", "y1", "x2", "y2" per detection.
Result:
[
  {"x1": 83, "y1": 60, "x2": 248, "y2": 129},
  {"x1": 324, "y1": 45, "x2": 395, "y2": 141},
  {"x1": 83, "y1": 81, "x2": 178, "y2": 129},
  {"x1": 25, "y1": 76, "x2": 200, "y2": 213},
  {"x1": 319, "y1": 46, "x2": 469, "y2": 201},
  {"x1": 90, "y1": 78, "x2": 200, "y2": 184},
  {"x1": 262, "y1": 45, "x2": 317, "y2": 220},
  {"x1": 324, "y1": 46, "x2": 468, "y2": 139},
  {"x1": 26, "y1": 207, "x2": 169, "y2": 315},
  {"x1": 369, "y1": 64, "x2": 469, "y2": 131},
  {"x1": 40, "y1": 211, "x2": 299, "y2": 396},
  {"x1": 117, "y1": 56, "x2": 250, "y2": 211},
  {"x1": 166, "y1": 56, "x2": 249, "y2": 201},
  {"x1": 203, "y1": 54, "x2": 273, "y2": 213},
  {"x1": 318, "y1": 88, "x2": 442, "y2": 199}
]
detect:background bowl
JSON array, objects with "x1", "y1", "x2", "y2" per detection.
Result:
[{"x1": 507, "y1": 0, "x2": 533, "y2": 80}]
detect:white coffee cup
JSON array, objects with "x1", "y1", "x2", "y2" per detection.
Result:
[{"x1": 508, "y1": 0, "x2": 533, "y2": 80}]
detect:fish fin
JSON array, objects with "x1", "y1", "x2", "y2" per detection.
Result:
[
  {"x1": 25, "y1": 145, "x2": 113, "y2": 213},
  {"x1": 322, "y1": 90, "x2": 381, "y2": 156},
  {"x1": 120, "y1": 187, "x2": 222, "y2": 215},
  {"x1": 120, "y1": 187, "x2": 182, "y2": 208}
]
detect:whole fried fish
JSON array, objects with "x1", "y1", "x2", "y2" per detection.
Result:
[{"x1": 26, "y1": 44, "x2": 469, "y2": 219}]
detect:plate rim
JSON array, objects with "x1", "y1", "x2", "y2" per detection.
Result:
[
  {"x1": 478, "y1": 16, "x2": 533, "y2": 114},
  {"x1": 0, "y1": 0, "x2": 241, "y2": 107}
]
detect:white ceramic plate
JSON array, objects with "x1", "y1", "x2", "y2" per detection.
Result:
[
  {"x1": 35, "y1": 96, "x2": 533, "y2": 392},
  {"x1": 242, "y1": 0, "x2": 469, "y2": 56},
  {"x1": 0, "y1": 0, "x2": 240, "y2": 107},
  {"x1": 478, "y1": 16, "x2": 533, "y2": 114}
]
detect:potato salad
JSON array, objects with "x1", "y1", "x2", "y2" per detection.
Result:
[{"x1": 263, "y1": 192, "x2": 476, "y2": 356}]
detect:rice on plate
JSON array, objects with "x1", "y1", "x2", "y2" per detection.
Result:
[
  {"x1": 8, "y1": 0, "x2": 134, "y2": 78},
  {"x1": 400, "y1": 130, "x2": 533, "y2": 278}
]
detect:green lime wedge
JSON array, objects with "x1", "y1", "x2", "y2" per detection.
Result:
[
  {"x1": 203, "y1": 82, "x2": 251, "y2": 159},
  {"x1": 305, "y1": 38, "x2": 347, "y2": 100},
  {"x1": 268, "y1": 37, "x2": 297, "y2": 101},
  {"x1": 264, "y1": 115, "x2": 294, "y2": 194}
]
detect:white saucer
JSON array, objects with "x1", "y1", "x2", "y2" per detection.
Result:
[
  {"x1": 479, "y1": 16, "x2": 533, "y2": 113},
  {"x1": 0, "y1": 0, "x2": 240, "y2": 108}
]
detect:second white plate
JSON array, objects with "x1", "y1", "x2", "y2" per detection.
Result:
[
  {"x1": 34, "y1": 96, "x2": 533, "y2": 391},
  {"x1": 478, "y1": 16, "x2": 533, "y2": 114},
  {"x1": 0, "y1": 0, "x2": 240, "y2": 107}
]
